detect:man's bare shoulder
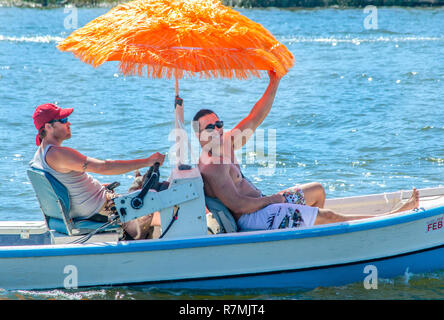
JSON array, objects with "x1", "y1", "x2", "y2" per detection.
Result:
[
  {"x1": 45, "y1": 145, "x2": 86, "y2": 172},
  {"x1": 45, "y1": 145, "x2": 64, "y2": 160},
  {"x1": 46, "y1": 145, "x2": 81, "y2": 160}
]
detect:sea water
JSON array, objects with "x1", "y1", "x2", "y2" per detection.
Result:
[{"x1": 0, "y1": 5, "x2": 443, "y2": 299}]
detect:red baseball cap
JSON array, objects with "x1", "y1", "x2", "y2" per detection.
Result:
[{"x1": 33, "y1": 103, "x2": 73, "y2": 146}]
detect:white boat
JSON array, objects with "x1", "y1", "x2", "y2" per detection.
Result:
[{"x1": 0, "y1": 164, "x2": 443, "y2": 291}]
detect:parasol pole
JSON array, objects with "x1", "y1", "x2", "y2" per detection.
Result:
[
  {"x1": 174, "y1": 74, "x2": 186, "y2": 168},
  {"x1": 175, "y1": 77, "x2": 179, "y2": 97}
]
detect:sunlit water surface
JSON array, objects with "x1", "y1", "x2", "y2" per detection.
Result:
[{"x1": 0, "y1": 6, "x2": 443, "y2": 299}]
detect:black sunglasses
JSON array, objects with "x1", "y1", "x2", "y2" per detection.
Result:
[
  {"x1": 49, "y1": 117, "x2": 69, "y2": 124},
  {"x1": 204, "y1": 120, "x2": 224, "y2": 131}
]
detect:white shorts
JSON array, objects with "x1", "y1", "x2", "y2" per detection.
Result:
[{"x1": 237, "y1": 203, "x2": 318, "y2": 231}]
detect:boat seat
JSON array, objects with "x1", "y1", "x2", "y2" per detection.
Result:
[
  {"x1": 205, "y1": 196, "x2": 238, "y2": 233},
  {"x1": 27, "y1": 167, "x2": 119, "y2": 236}
]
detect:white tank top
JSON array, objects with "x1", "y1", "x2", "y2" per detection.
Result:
[{"x1": 29, "y1": 144, "x2": 107, "y2": 219}]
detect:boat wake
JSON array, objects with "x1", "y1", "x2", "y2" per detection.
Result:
[
  {"x1": 280, "y1": 35, "x2": 444, "y2": 44},
  {"x1": 0, "y1": 35, "x2": 64, "y2": 43}
]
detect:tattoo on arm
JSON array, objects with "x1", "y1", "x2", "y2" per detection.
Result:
[{"x1": 82, "y1": 159, "x2": 89, "y2": 172}]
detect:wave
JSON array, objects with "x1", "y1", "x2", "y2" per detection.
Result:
[
  {"x1": 2, "y1": 34, "x2": 443, "y2": 45},
  {"x1": 0, "y1": 35, "x2": 64, "y2": 43},
  {"x1": 280, "y1": 36, "x2": 444, "y2": 44}
]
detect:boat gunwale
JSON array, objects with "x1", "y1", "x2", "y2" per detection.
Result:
[{"x1": 1, "y1": 204, "x2": 443, "y2": 259}]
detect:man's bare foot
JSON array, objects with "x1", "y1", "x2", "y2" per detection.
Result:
[{"x1": 392, "y1": 188, "x2": 419, "y2": 213}]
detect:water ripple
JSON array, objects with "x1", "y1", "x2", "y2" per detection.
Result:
[
  {"x1": 0, "y1": 6, "x2": 443, "y2": 300},
  {"x1": 0, "y1": 35, "x2": 64, "y2": 43}
]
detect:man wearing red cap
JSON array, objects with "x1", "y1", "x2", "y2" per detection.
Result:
[{"x1": 30, "y1": 103, "x2": 166, "y2": 240}]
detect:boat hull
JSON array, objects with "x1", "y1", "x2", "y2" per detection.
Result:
[
  {"x1": 1, "y1": 205, "x2": 443, "y2": 290},
  {"x1": 150, "y1": 244, "x2": 444, "y2": 290}
]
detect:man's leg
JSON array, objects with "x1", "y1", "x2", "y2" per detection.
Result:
[
  {"x1": 122, "y1": 212, "x2": 160, "y2": 240},
  {"x1": 314, "y1": 208, "x2": 372, "y2": 225},
  {"x1": 121, "y1": 172, "x2": 162, "y2": 240},
  {"x1": 314, "y1": 188, "x2": 419, "y2": 225},
  {"x1": 280, "y1": 182, "x2": 326, "y2": 208}
]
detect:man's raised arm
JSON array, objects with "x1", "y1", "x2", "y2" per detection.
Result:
[{"x1": 229, "y1": 71, "x2": 281, "y2": 150}]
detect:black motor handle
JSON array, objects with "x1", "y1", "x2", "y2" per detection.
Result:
[
  {"x1": 131, "y1": 162, "x2": 160, "y2": 209},
  {"x1": 106, "y1": 181, "x2": 120, "y2": 191}
]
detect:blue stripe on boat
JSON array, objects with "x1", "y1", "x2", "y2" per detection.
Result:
[{"x1": 0, "y1": 205, "x2": 443, "y2": 259}]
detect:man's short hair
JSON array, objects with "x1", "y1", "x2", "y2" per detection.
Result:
[
  {"x1": 192, "y1": 109, "x2": 218, "y2": 132},
  {"x1": 39, "y1": 129, "x2": 47, "y2": 141}
]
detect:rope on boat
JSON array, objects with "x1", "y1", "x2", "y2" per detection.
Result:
[
  {"x1": 69, "y1": 214, "x2": 120, "y2": 244},
  {"x1": 159, "y1": 205, "x2": 180, "y2": 239},
  {"x1": 69, "y1": 204, "x2": 180, "y2": 244}
]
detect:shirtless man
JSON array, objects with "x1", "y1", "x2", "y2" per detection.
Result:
[
  {"x1": 193, "y1": 71, "x2": 420, "y2": 231},
  {"x1": 30, "y1": 103, "x2": 164, "y2": 239}
]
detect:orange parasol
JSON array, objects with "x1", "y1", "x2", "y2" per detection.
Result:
[
  {"x1": 57, "y1": 0, "x2": 294, "y2": 85},
  {"x1": 58, "y1": 0, "x2": 294, "y2": 166}
]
